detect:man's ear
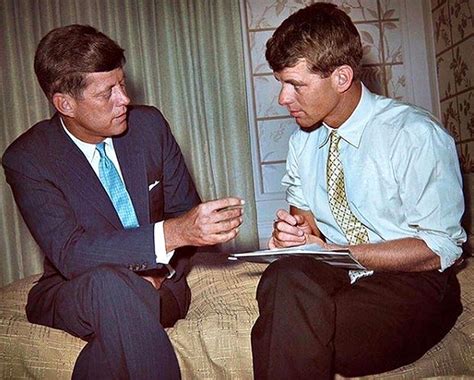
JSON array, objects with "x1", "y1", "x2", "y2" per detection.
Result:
[
  {"x1": 331, "y1": 65, "x2": 354, "y2": 93},
  {"x1": 52, "y1": 93, "x2": 76, "y2": 117}
]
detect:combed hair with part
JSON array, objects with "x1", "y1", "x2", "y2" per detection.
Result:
[
  {"x1": 266, "y1": 2, "x2": 363, "y2": 78},
  {"x1": 34, "y1": 24, "x2": 126, "y2": 101}
]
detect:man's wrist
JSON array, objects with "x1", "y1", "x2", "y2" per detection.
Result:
[{"x1": 162, "y1": 218, "x2": 185, "y2": 253}]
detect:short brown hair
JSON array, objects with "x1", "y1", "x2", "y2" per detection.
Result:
[
  {"x1": 34, "y1": 24, "x2": 126, "y2": 101},
  {"x1": 266, "y1": 2, "x2": 363, "y2": 78}
]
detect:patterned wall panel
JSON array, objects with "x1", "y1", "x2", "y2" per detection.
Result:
[{"x1": 431, "y1": 0, "x2": 474, "y2": 174}]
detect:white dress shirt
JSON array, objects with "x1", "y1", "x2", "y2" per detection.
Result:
[
  {"x1": 283, "y1": 84, "x2": 466, "y2": 271},
  {"x1": 61, "y1": 120, "x2": 175, "y2": 268}
]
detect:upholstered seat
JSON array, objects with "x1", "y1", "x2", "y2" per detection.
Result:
[{"x1": 1, "y1": 252, "x2": 473, "y2": 379}]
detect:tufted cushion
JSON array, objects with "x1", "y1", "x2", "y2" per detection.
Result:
[{"x1": 1, "y1": 253, "x2": 473, "y2": 379}]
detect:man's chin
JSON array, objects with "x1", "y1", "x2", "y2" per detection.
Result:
[
  {"x1": 295, "y1": 118, "x2": 322, "y2": 130},
  {"x1": 297, "y1": 120, "x2": 322, "y2": 132},
  {"x1": 112, "y1": 120, "x2": 128, "y2": 136}
]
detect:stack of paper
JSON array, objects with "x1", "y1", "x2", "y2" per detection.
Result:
[{"x1": 228, "y1": 243, "x2": 365, "y2": 270}]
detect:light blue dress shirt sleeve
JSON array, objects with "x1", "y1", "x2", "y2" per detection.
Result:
[
  {"x1": 282, "y1": 131, "x2": 312, "y2": 211},
  {"x1": 390, "y1": 117, "x2": 466, "y2": 270}
]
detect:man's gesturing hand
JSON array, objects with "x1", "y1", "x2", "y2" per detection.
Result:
[{"x1": 164, "y1": 197, "x2": 244, "y2": 251}]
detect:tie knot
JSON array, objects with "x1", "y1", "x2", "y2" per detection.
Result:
[
  {"x1": 96, "y1": 142, "x2": 107, "y2": 158},
  {"x1": 329, "y1": 132, "x2": 341, "y2": 150},
  {"x1": 330, "y1": 131, "x2": 341, "y2": 144}
]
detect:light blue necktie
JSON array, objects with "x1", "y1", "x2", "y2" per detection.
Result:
[{"x1": 96, "y1": 142, "x2": 139, "y2": 229}]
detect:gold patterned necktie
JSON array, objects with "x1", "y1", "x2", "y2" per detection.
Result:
[
  {"x1": 327, "y1": 132, "x2": 369, "y2": 244},
  {"x1": 326, "y1": 132, "x2": 372, "y2": 282}
]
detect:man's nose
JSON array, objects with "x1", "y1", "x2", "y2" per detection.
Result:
[
  {"x1": 116, "y1": 86, "x2": 130, "y2": 106},
  {"x1": 278, "y1": 87, "x2": 291, "y2": 106}
]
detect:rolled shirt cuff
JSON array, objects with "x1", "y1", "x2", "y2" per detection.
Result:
[{"x1": 415, "y1": 230, "x2": 465, "y2": 271}]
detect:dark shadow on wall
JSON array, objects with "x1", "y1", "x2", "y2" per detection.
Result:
[{"x1": 462, "y1": 173, "x2": 473, "y2": 257}]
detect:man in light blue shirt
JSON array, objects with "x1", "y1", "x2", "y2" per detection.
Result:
[{"x1": 251, "y1": 3, "x2": 466, "y2": 379}]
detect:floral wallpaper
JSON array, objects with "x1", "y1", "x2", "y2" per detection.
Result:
[{"x1": 432, "y1": 0, "x2": 474, "y2": 174}]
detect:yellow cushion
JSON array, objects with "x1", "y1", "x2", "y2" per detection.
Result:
[{"x1": 1, "y1": 254, "x2": 473, "y2": 379}]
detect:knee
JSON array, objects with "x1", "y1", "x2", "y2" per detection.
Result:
[
  {"x1": 87, "y1": 264, "x2": 129, "y2": 279},
  {"x1": 260, "y1": 257, "x2": 309, "y2": 283},
  {"x1": 257, "y1": 257, "x2": 307, "y2": 298},
  {"x1": 85, "y1": 265, "x2": 135, "y2": 297},
  {"x1": 260, "y1": 258, "x2": 286, "y2": 283},
  {"x1": 257, "y1": 258, "x2": 337, "y2": 303}
]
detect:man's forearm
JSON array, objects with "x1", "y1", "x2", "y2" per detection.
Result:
[{"x1": 347, "y1": 237, "x2": 441, "y2": 272}]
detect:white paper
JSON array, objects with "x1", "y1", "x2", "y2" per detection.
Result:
[{"x1": 229, "y1": 243, "x2": 366, "y2": 270}]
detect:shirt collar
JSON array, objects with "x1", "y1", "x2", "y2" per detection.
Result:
[
  {"x1": 319, "y1": 83, "x2": 376, "y2": 148},
  {"x1": 60, "y1": 117, "x2": 113, "y2": 163}
]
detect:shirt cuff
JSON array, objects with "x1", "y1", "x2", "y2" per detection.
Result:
[
  {"x1": 154, "y1": 221, "x2": 175, "y2": 265},
  {"x1": 415, "y1": 230, "x2": 464, "y2": 271}
]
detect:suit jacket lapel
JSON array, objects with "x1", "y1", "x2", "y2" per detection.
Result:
[
  {"x1": 48, "y1": 115, "x2": 123, "y2": 229},
  {"x1": 113, "y1": 129, "x2": 149, "y2": 226}
]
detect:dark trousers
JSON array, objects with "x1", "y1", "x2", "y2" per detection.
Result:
[
  {"x1": 26, "y1": 265, "x2": 184, "y2": 380},
  {"x1": 251, "y1": 257, "x2": 462, "y2": 379}
]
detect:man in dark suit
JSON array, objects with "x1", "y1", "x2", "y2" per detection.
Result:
[{"x1": 2, "y1": 24, "x2": 244, "y2": 379}]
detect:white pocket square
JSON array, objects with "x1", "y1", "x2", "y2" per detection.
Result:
[{"x1": 148, "y1": 180, "x2": 160, "y2": 191}]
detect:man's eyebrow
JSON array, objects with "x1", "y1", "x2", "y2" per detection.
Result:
[
  {"x1": 288, "y1": 79, "x2": 304, "y2": 85},
  {"x1": 273, "y1": 74, "x2": 304, "y2": 86},
  {"x1": 282, "y1": 78, "x2": 305, "y2": 86},
  {"x1": 96, "y1": 84, "x2": 113, "y2": 94},
  {"x1": 95, "y1": 74, "x2": 127, "y2": 95}
]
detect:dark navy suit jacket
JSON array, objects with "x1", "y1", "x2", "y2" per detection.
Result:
[{"x1": 2, "y1": 105, "x2": 201, "y2": 323}]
